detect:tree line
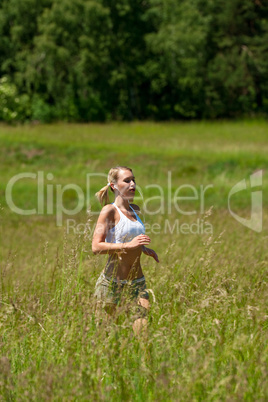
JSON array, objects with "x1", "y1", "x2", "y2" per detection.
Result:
[{"x1": 0, "y1": 0, "x2": 267, "y2": 122}]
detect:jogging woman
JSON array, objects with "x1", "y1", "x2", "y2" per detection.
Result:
[{"x1": 92, "y1": 166, "x2": 159, "y2": 334}]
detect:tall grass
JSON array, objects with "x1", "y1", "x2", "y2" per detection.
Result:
[
  {"x1": 0, "y1": 120, "x2": 267, "y2": 400},
  {"x1": 1, "y1": 210, "x2": 267, "y2": 400}
]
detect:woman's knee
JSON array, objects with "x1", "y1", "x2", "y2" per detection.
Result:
[
  {"x1": 131, "y1": 297, "x2": 150, "y2": 321},
  {"x1": 133, "y1": 318, "x2": 148, "y2": 335},
  {"x1": 138, "y1": 297, "x2": 150, "y2": 310}
]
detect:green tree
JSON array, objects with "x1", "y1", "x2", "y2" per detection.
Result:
[
  {"x1": 142, "y1": 0, "x2": 210, "y2": 119},
  {"x1": 203, "y1": 0, "x2": 268, "y2": 117},
  {"x1": 101, "y1": 0, "x2": 154, "y2": 120},
  {"x1": 0, "y1": 0, "x2": 52, "y2": 86},
  {"x1": 26, "y1": 0, "x2": 112, "y2": 121}
]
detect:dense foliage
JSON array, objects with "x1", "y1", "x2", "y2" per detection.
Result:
[{"x1": 0, "y1": 0, "x2": 268, "y2": 122}]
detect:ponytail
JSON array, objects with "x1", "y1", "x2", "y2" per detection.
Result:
[
  {"x1": 95, "y1": 184, "x2": 110, "y2": 206},
  {"x1": 95, "y1": 166, "x2": 132, "y2": 206}
]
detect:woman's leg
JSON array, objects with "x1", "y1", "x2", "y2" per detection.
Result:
[
  {"x1": 94, "y1": 274, "x2": 118, "y2": 321},
  {"x1": 132, "y1": 297, "x2": 150, "y2": 336}
]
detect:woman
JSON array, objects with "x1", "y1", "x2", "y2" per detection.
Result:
[{"x1": 92, "y1": 166, "x2": 159, "y2": 334}]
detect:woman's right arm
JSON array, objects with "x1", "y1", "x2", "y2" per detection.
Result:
[{"x1": 92, "y1": 204, "x2": 151, "y2": 255}]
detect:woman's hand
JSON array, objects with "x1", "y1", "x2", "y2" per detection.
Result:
[
  {"x1": 142, "y1": 246, "x2": 159, "y2": 263},
  {"x1": 126, "y1": 234, "x2": 151, "y2": 250}
]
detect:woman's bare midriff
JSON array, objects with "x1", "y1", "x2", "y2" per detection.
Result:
[{"x1": 104, "y1": 246, "x2": 144, "y2": 280}]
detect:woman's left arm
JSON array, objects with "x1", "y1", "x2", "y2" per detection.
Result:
[{"x1": 131, "y1": 204, "x2": 159, "y2": 263}]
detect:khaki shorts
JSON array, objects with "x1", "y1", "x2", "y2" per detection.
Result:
[{"x1": 94, "y1": 272, "x2": 149, "y2": 318}]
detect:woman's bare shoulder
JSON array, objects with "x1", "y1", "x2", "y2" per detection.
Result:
[{"x1": 99, "y1": 203, "x2": 116, "y2": 219}]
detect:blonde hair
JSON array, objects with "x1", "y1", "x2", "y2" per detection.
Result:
[{"x1": 95, "y1": 166, "x2": 133, "y2": 206}]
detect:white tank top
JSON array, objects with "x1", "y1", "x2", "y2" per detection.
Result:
[{"x1": 105, "y1": 203, "x2": 145, "y2": 244}]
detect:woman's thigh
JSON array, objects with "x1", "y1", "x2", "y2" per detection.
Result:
[{"x1": 94, "y1": 274, "x2": 120, "y2": 308}]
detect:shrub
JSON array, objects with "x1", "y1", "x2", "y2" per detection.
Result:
[{"x1": 0, "y1": 77, "x2": 31, "y2": 123}]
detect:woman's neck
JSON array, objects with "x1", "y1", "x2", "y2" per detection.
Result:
[{"x1": 114, "y1": 196, "x2": 131, "y2": 210}]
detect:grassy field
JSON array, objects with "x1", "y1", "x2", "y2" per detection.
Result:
[{"x1": 0, "y1": 120, "x2": 267, "y2": 400}]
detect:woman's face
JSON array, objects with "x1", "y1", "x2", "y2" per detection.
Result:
[{"x1": 114, "y1": 169, "x2": 136, "y2": 201}]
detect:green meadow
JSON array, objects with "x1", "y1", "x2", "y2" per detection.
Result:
[{"x1": 0, "y1": 120, "x2": 267, "y2": 400}]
